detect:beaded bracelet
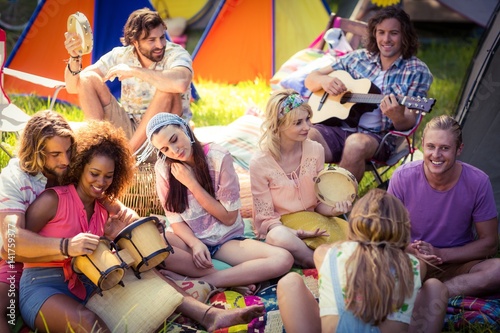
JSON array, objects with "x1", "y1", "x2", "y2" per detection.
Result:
[
  {"x1": 59, "y1": 238, "x2": 65, "y2": 256},
  {"x1": 63, "y1": 238, "x2": 70, "y2": 257},
  {"x1": 67, "y1": 62, "x2": 82, "y2": 76}
]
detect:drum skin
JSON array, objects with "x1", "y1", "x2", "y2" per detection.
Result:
[
  {"x1": 315, "y1": 165, "x2": 358, "y2": 205},
  {"x1": 113, "y1": 216, "x2": 173, "y2": 275},
  {"x1": 67, "y1": 12, "x2": 93, "y2": 55}
]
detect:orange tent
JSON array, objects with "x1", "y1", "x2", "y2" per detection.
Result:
[{"x1": 191, "y1": 0, "x2": 331, "y2": 83}]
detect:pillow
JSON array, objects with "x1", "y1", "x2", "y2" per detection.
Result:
[
  {"x1": 270, "y1": 48, "x2": 325, "y2": 92},
  {"x1": 172, "y1": 279, "x2": 223, "y2": 303},
  {"x1": 281, "y1": 211, "x2": 350, "y2": 249},
  {"x1": 86, "y1": 269, "x2": 183, "y2": 332},
  {"x1": 280, "y1": 53, "x2": 336, "y2": 98}
]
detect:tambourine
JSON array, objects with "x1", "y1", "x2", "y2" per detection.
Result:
[
  {"x1": 67, "y1": 12, "x2": 93, "y2": 55},
  {"x1": 314, "y1": 165, "x2": 358, "y2": 205}
]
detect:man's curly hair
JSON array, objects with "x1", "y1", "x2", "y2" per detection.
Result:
[
  {"x1": 64, "y1": 121, "x2": 136, "y2": 200},
  {"x1": 365, "y1": 6, "x2": 419, "y2": 59}
]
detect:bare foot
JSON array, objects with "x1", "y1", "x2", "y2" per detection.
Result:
[{"x1": 204, "y1": 305, "x2": 265, "y2": 332}]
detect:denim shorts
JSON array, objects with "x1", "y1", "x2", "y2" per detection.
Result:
[
  {"x1": 19, "y1": 267, "x2": 96, "y2": 329},
  {"x1": 206, "y1": 236, "x2": 247, "y2": 257}
]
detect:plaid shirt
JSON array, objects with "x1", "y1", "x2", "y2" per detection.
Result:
[{"x1": 331, "y1": 49, "x2": 433, "y2": 132}]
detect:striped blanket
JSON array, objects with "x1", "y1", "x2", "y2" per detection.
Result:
[{"x1": 446, "y1": 296, "x2": 500, "y2": 330}]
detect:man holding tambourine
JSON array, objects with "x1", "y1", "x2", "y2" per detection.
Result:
[{"x1": 63, "y1": 8, "x2": 193, "y2": 157}]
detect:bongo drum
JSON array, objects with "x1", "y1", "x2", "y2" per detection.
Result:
[
  {"x1": 113, "y1": 216, "x2": 174, "y2": 278},
  {"x1": 72, "y1": 238, "x2": 126, "y2": 293},
  {"x1": 67, "y1": 12, "x2": 93, "y2": 55},
  {"x1": 315, "y1": 165, "x2": 358, "y2": 205}
]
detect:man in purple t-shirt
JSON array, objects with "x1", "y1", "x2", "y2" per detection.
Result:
[{"x1": 388, "y1": 115, "x2": 500, "y2": 298}]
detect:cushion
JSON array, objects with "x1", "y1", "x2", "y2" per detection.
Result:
[
  {"x1": 193, "y1": 115, "x2": 262, "y2": 171},
  {"x1": 270, "y1": 48, "x2": 325, "y2": 93},
  {"x1": 172, "y1": 279, "x2": 222, "y2": 303},
  {"x1": 280, "y1": 53, "x2": 336, "y2": 97},
  {"x1": 86, "y1": 269, "x2": 183, "y2": 332},
  {"x1": 281, "y1": 211, "x2": 350, "y2": 249}
]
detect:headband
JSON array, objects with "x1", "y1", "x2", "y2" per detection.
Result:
[
  {"x1": 278, "y1": 93, "x2": 305, "y2": 119},
  {"x1": 135, "y1": 112, "x2": 194, "y2": 164}
]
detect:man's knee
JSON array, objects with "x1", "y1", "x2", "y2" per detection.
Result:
[
  {"x1": 344, "y1": 134, "x2": 377, "y2": 157},
  {"x1": 308, "y1": 127, "x2": 323, "y2": 142}
]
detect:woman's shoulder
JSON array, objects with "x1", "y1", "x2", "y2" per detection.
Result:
[
  {"x1": 205, "y1": 142, "x2": 230, "y2": 156},
  {"x1": 250, "y1": 150, "x2": 272, "y2": 167}
]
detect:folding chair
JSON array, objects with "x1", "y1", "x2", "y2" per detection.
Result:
[
  {"x1": 314, "y1": 12, "x2": 368, "y2": 52},
  {"x1": 0, "y1": 28, "x2": 30, "y2": 158},
  {"x1": 366, "y1": 113, "x2": 424, "y2": 187},
  {"x1": 0, "y1": 28, "x2": 65, "y2": 111}
]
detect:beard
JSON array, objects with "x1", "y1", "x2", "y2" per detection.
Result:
[
  {"x1": 137, "y1": 44, "x2": 165, "y2": 63},
  {"x1": 43, "y1": 165, "x2": 68, "y2": 185}
]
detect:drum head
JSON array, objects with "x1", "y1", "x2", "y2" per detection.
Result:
[
  {"x1": 114, "y1": 216, "x2": 159, "y2": 242},
  {"x1": 315, "y1": 166, "x2": 358, "y2": 205},
  {"x1": 67, "y1": 12, "x2": 93, "y2": 55}
]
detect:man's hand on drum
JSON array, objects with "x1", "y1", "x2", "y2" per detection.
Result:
[
  {"x1": 64, "y1": 32, "x2": 82, "y2": 58},
  {"x1": 67, "y1": 233, "x2": 100, "y2": 257},
  {"x1": 191, "y1": 241, "x2": 213, "y2": 269},
  {"x1": 295, "y1": 228, "x2": 329, "y2": 239}
]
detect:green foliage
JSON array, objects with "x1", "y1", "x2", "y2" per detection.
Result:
[{"x1": 415, "y1": 39, "x2": 478, "y2": 141}]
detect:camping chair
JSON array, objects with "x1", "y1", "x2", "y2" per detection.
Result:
[
  {"x1": 0, "y1": 28, "x2": 30, "y2": 158},
  {"x1": 0, "y1": 28, "x2": 65, "y2": 111},
  {"x1": 366, "y1": 113, "x2": 424, "y2": 187},
  {"x1": 314, "y1": 12, "x2": 368, "y2": 52}
]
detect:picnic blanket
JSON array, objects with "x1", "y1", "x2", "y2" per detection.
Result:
[
  {"x1": 166, "y1": 268, "x2": 319, "y2": 333},
  {"x1": 445, "y1": 296, "x2": 500, "y2": 330}
]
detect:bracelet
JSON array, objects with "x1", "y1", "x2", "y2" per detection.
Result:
[
  {"x1": 67, "y1": 62, "x2": 82, "y2": 76},
  {"x1": 70, "y1": 55, "x2": 81, "y2": 60},
  {"x1": 63, "y1": 238, "x2": 70, "y2": 258},
  {"x1": 59, "y1": 238, "x2": 66, "y2": 256}
]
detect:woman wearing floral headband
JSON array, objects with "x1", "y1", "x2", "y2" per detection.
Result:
[
  {"x1": 250, "y1": 89, "x2": 352, "y2": 268},
  {"x1": 139, "y1": 113, "x2": 293, "y2": 293}
]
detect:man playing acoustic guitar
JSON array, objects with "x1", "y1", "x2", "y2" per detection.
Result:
[{"x1": 305, "y1": 6, "x2": 433, "y2": 182}]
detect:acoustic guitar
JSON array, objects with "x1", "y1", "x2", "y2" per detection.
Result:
[{"x1": 308, "y1": 70, "x2": 436, "y2": 127}]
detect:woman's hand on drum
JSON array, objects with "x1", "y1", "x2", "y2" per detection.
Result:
[
  {"x1": 64, "y1": 32, "x2": 82, "y2": 58},
  {"x1": 191, "y1": 241, "x2": 213, "y2": 269},
  {"x1": 67, "y1": 233, "x2": 100, "y2": 257},
  {"x1": 104, "y1": 207, "x2": 139, "y2": 239},
  {"x1": 330, "y1": 201, "x2": 352, "y2": 216},
  {"x1": 295, "y1": 228, "x2": 329, "y2": 239}
]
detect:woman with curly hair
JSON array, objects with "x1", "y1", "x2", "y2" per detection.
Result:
[
  {"x1": 277, "y1": 189, "x2": 448, "y2": 333},
  {"x1": 19, "y1": 121, "x2": 135, "y2": 333}
]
